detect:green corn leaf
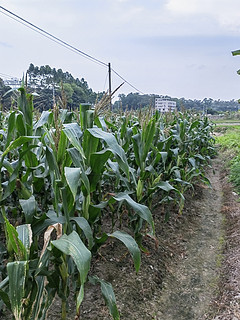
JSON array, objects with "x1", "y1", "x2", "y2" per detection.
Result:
[
  {"x1": 16, "y1": 112, "x2": 26, "y2": 136},
  {"x1": 51, "y1": 231, "x2": 91, "y2": 310},
  {"x1": 132, "y1": 133, "x2": 141, "y2": 167},
  {"x1": 160, "y1": 152, "x2": 168, "y2": 168},
  {"x1": 89, "y1": 276, "x2": 120, "y2": 320},
  {"x1": 1, "y1": 136, "x2": 38, "y2": 160},
  {"x1": 80, "y1": 103, "x2": 93, "y2": 130},
  {"x1": 0, "y1": 288, "x2": 11, "y2": 310},
  {"x1": 142, "y1": 118, "x2": 156, "y2": 161},
  {"x1": 63, "y1": 123, "x2": 85, "y2": 159},
  {"x1": 33, "y1": 110, "x2": 52, "y2": 130},
  {"x1": 112, "y1": 192, "x2": 155, "y2": 234},
  {"x1": 90, "y1": 149, "x2": 112, "y2": 173},
  {"x1": 67, "y1": 147, "x2": 82, "y2": 167},
  {"x1": 18, "y1": 87, "x2": 33, "y2": 134},
  {"x1": 152, "y1": 181, "x2": 175, "y2": 192},
  {"x1": 82, "y1": 130, "x2": 99, "y2": 165},
  {"x1": 232, "y1": 49, "x2": 240, "y2": 56},
  {"x1": 88, "y1": 127, "x2": 129, "y2": 177},
  {"x1": 19, "y1": 195, "x2": 36, "y2": 224},
  {"x1": 45, "y1": 146, "x2": 60, "y2": 180},
  {"x1": 188, "y1": 120, "x2": 200, "y2": 132},
  {"x1": 67, "y1": 148, "x2": 91, "y2": 194},
  {"x1": 189, "y1": 157, "x2": 196, "y2": 168},
  {"x1": 5, "y1": 111, "x2": 16, "y2": 149},
  {"x1": 70, "y1": 217, "x2": 94, "y2": 249},
  {"x1": 0, "y1": 277, "x2": 10, "y2": 309},
  {"x1": 136, "y1": 179, "x2": 143, "y2": 202},
  {"x1": 108, "y1": 230, "x2": 141, "y2": 273},
  {"x1": 89, "y1": 149, "x2": 112, "y2": 191},
  {"x1": 7, "y1": 261, "x2": 27, "y2": 320},
  {"x1": 57, "y1": 130, "x2": 68, "y2": 165},
  {"x1": 16, "y1": 224, "x2": 32, "y2": 259},
  {"x1": 4, "y1": 218, "x2": 26, "y2": 260},
  {"x1": 64, "y1": 167, "x2": 81, "y2": 201},
  {"x1": 94, "y1": 116, "x2": 108, "y2": 131},
  {"x1": 2, "y1": 160, "x2": 14, "y2": 174},
  {"x1": 24, "y1": 150, "x2": 38, "y2": 168},
  {"x1": 0, "y1": 276, "x2": 9, "y2": 290}
]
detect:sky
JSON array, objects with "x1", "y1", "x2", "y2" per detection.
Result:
[{"x1": 1, "y1": 0, "x2": 240, "y2": 101}]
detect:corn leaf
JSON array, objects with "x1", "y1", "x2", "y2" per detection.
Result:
[
  {"x1": 16, "y1": 112, "x2": 26, "y2": 136},
  {"x1": 1, "y1": 136, "x2": 38, "y2": 160},
  {"x1": 149, "y1": 181, "x2": 175, "y2": 193},
  {"x1": 63, "y1": 123, "x2": 85, "y2": 159},
  {"x1": 16, "y1": 224, "x2": 32, "y2": 259},
  {"x1": 18, "y1": 87, "x2": 33, "y2": 134},
  {"x1": 109, "y1": 230, "x2": 141, "y2": 273},
  {"x1": 5, "y1": 111, "x2": 16, "y2": 149},
  {"x1": 70, "y1": 217, "x2": 93, "y2": 249},
  {"x1": 19, "y1": 195, "x2": 36, "y2": 224},
  {"x1": 232, "y1": 49, "x2": 240, "y2": 56},
  {"x1": 33, "y1": 110, "x2": 52, "y2": 130},
  {"x1": 57, "y1": 130, "x2": 68, "y2": 164},
  {"x1": 64, "y1": 167, "x2": 81, "y2": 201},
  {"x1": 89, "y1": 276, "x2": 120, "y2": 320},
  {"x1": 80, "y1": 103, "x2": 93, "y2": 130},
  {"x1": 7, "y1": 261, "x2": 27, "y2": 320},
  {"x1": 89, "y1": 149, "x2": 112, "y2": 191},
  {"x1": 51, "y1": 231, "x2": 91, "y2": 310},
  {"x1": 4, "y1": 218, "x2": 26, "y2": 260},
  {"x1": 112, "y1": 192, "x2": 155, "y2": 233},
  {"x1": 88, "y1": 127, "x2": 129, "y2": 177}
]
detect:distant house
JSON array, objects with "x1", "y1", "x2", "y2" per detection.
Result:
[
  {"x1": 4, "y1": 78, "x2": 21, "y2": 89},
  {"x1": 155, "y1": 96, "x2": 176, "y2": 113}
]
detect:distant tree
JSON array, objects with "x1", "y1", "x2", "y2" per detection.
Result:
[
  {"x1": 0, "y1": 78, "x2": 11, "y2": 110},
  {"x1": 26, "y1": 64, "x2": 105, "y2": 110},
  {"x1": 115, "y1": 92, "x2": 154, "y2": 110},
  {"x1": 114, "y1": 92, "x2": 238, "y2": 113}
]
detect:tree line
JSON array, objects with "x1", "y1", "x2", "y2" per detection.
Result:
[
  {"x1": 0, "y1": 64, "x2": 105, "y2": 111},
  {"x1": 114, "y1": 93, "x2": 239, "y2": 113},
  {"x1": 0, "y1": 64, "x2": 238, "y2": 113}
]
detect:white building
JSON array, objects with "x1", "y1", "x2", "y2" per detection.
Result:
[
  {"x1": 155, "y1": 97, "x2": 177, "y2": 113},
  {"x1": 4, "y1": 78, "x2": 21, "y2": 89}
]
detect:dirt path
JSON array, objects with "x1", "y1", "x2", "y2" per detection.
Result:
[{"x1": 156, "y1": 159, "x2": 225, "y2": 319}]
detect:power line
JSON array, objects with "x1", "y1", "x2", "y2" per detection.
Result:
[
  {"x1": 0, "y1": 71, "x2": 19, "y2": 79},
  {"x1": 1, "y1": 10, "x2": 108, "y2": 69},
  {"x1": 111, "y1": 68, "x2": 145, "y2": 95},
  {"x1": 103, "y1": 70, "x2": 109, "y2": 92},
  {"x1": 0, "y1": 6, "x2": 108, "y2": 68},
  {"x1": 0, "y1": 5, "x2": 145, "y2": 95}
]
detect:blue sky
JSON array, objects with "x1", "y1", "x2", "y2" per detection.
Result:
[{"x1": 1, "y1": 0, "x2": 240, "y2": 101}]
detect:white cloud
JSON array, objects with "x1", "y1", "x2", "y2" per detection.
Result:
[{"x1": 165, "y1": 0, "x2": 240, "y2": 34}]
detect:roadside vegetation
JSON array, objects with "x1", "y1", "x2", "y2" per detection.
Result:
[
  {"x1": 215, "y1": 124, "x2": 240, "y2": 194},
  {"x1": 0, "y1": 84, "x2": 215, "y2": 320}
]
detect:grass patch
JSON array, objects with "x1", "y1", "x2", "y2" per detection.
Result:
[
  {"x1": 215, "y1": 126, "x2": 240, "y2": 194},
  {"x1": 213, "y1": 119, "x2": 240, "y2": 124},
  {"x1": 230, "y1": 156, "x2": 240, "y2": 194},
  {"x1": 215, "y1": 127, "x2": 240, "y2": 152}
]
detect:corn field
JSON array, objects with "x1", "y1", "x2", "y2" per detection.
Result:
[{"x1": 0, "y1": 86, "x2": 215, "y2": 319}]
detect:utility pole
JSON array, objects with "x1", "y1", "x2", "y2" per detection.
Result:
[{"x1": 108, "y1": 62, "x2": 112, "y2": 111}]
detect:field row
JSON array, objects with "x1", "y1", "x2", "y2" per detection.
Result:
[{"x1": 0, "y1": 87, "x2": 215, "y2": 319}]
